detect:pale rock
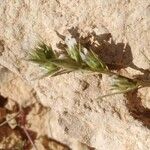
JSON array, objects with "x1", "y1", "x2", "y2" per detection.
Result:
[{"x1": 0, "y1": 0, "x2": 150, "y2": 150}]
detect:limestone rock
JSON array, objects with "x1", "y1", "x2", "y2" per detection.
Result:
[{"x1": 0, "y1": 0, "x2": 150, "y2": 149}]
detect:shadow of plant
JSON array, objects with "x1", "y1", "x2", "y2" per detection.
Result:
[
  {"x1": 56, "y1": 27, "x2": 150, "y2": 129},
  {"x1": 125, "y1": 90, "x2": 150, "y2": 129},
  {"x1": 56, "y1": 27, "x2": 147, "y2": 72}
]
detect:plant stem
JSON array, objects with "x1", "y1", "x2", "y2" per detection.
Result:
[
  {"x1": 96, "y1": 86, "x2": 138, "y2": 100},
  {"x1": 100, "y1": 70, "x2": 150, "y2": 88},
  {"x1": 21, "y1": 126, "x2": 38, "y2": 150},
  {"x1": 0, "y1": 112, "x2": 20, "y2": 127}
]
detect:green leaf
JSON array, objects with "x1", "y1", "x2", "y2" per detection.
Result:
[
  {"x1": 80, "y1": 48, "x2": 108, "y2": 71},
  {"x1": 111, "y1": 76, "x2": 139, "y2": 92},
  {"x1": 40, "y1": 68, "x2": 60, "y2": 78},
  {"x1": 29, "y1": 42, "x2": 56, "y2": 64},
  {"x1": 37, "y1": 42, "x2": 56, "y2": 59},
  {"x1": 43, "y1": 61, "x2": 59, "y2": 72},
  {"x1": 51, "y1": 59, "x2": 81, "y2": 70},
  {"x1": 66, "y1": 45, "x2": 81, "y2": 62},
  {"x1": 96, "y1": 76, "x2": 139, "y2": 99},
  {"x1": 29, "y1": 43, "x2": 61, "y2": 76}
]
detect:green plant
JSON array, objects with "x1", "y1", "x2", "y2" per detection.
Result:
[{"x1": 29, "y1": 37, "x2": 150, "y2": 98}]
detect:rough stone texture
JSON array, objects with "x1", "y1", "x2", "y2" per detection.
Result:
[
  {"x1": 0, "y1": 66, "x2": 36, "y2": 106},
  {"x1": 0, "y1": 66, "x2": 92, "y2": 150},
  {"x1": 0, "y1": 0, "x2": 150, "y2": 150}
]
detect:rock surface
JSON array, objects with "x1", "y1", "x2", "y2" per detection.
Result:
[{"x1": 0, "y1": 0, "x2": 150, "y2": 149}]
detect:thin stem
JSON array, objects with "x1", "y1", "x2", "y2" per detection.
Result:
[
  {"x1": 134, "y1": 79, "x2": 150, "y2": 87},
  {"x1": 101, "y1": 70, "x2": 150, "y2": 87},
  {"x1": 96, "y1": 86, "x2": 138, "y2": 100},
  {"x1": 81, "y1": 69, "x2": 150, "y2": 88},
  {"x1": 21, "y1": 126, "x2": 38, "y2": 150},
  {"x1": 141, "y1": 51, "x2": 150, "y2": 64},
  {"x1": 0, "y1": 111, "x2": 38, "y2": 150},
  {"x1": 0, "y1": 112, "x2": 20, "y2": 127}
]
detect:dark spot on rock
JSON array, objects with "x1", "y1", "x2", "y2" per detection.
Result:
[
  {"x1": 80, "y1": 80, "x2": 89, "y2": 91},
  {"x1": 90, "y1": 99, "x2": 93, "y2": 103},
  {"x1": 64, "y1": 126, "x2": 69, "y2": 133},
  {"x1": 83, "y1": 103, "x2": 92, "y2": 111},
  {"x1": 0, "y1": 95, "x2": 8, "y2": 107},
  {"x1": 0, "y1": 40, "x2": 5, "y2": 56},
  {"x1": 74, "y1": 98, "x2": 80, "y2": 106},
  {"x1": 63, "y1": 110, "x2": 68, "y2": 115}
]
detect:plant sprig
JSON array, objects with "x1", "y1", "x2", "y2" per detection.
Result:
[{"x1": 29, "y1": 37, "x2": 150, "y2": 98}]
